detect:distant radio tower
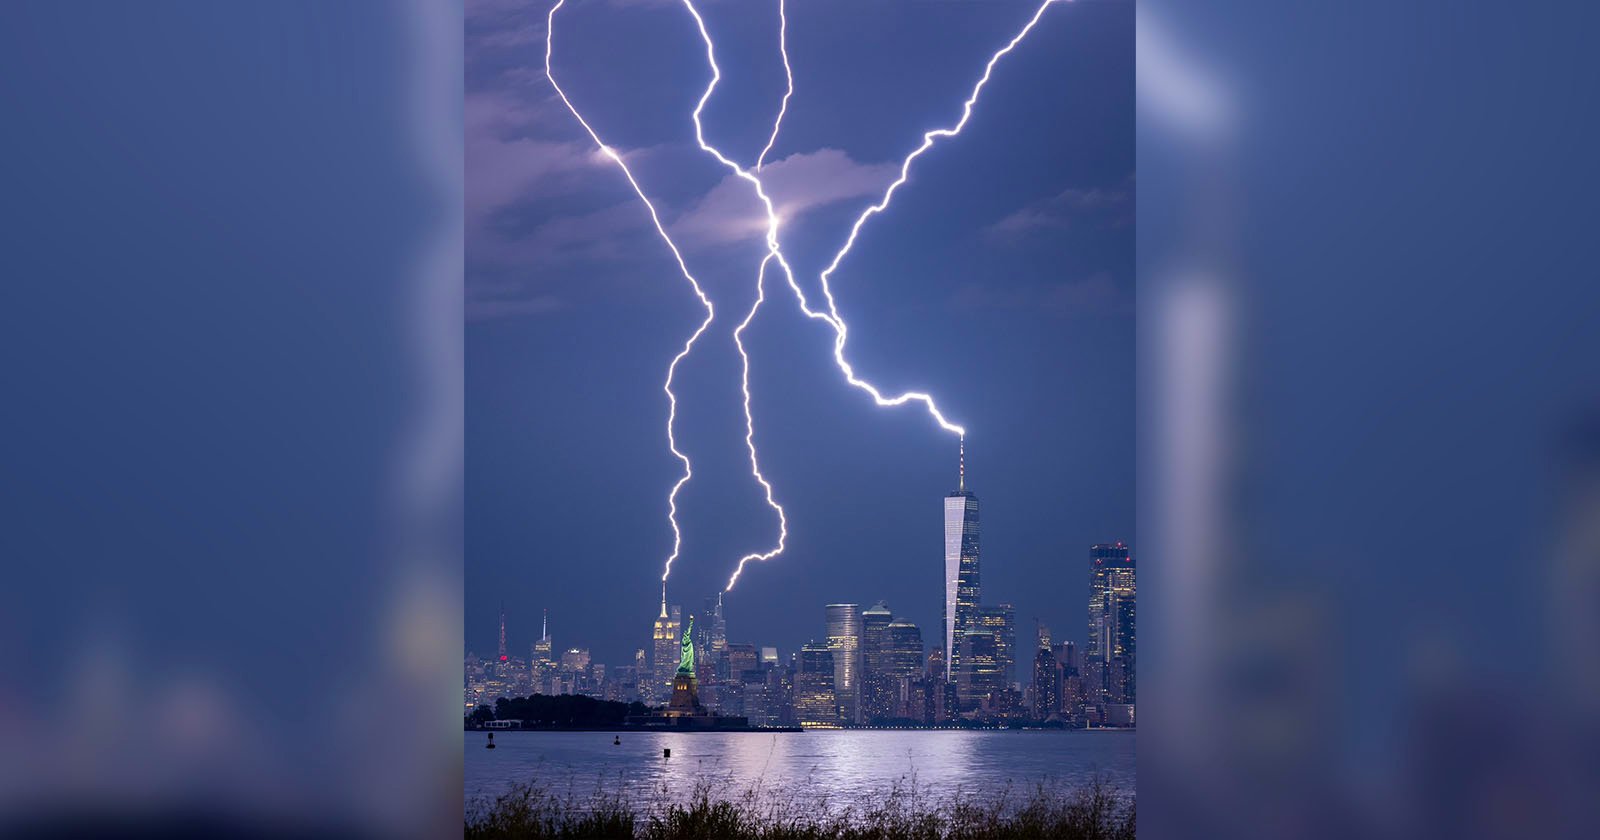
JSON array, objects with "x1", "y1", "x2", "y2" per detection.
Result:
[{"x1": 497, "y1": 603, "x2": 508, "y2": 661}]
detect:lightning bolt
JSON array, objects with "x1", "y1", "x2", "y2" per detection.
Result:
[
  {"x1": 545, "y1": 0, "x2": 1058, "y2": 595},
  {"x1": 683, "y1": 0, "x2": 847, "y2": 590},
  {"x1": 813, "y1": 0, "x2": 1061, "y2": 332},
  {"x1": 754, "y1": 0, "x2": 792, "y2": 171},
  {"x1": 679, "y1": 0, "x2": 1059, "y2": 587},
  {"x1": 681, "y1": 0, "x2": 793, "y2": 590},
  {"x1": 545, "y1": 0, "x2": 715, "y2": 594},
  {"x1": 726, "y1": 254, "x2": 788, "y2": 590}
]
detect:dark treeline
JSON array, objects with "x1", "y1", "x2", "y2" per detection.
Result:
[{"x1": 466, "y1": 694, "x2": 651, "y2": 729}]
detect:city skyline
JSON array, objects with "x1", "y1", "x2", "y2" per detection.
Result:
[
  {"x1": 467, "y1": 523, "x2": 1135, "y2": 728},
  {"x1": 467, "y1": 0, "x2": 1134, "y2": 666},
  {"x1": 468, "y1": 464, "x2": 1133, "y2": 727},
  {"x1": 471, "y1": 452, "x2": 1130, "y2": 669}
]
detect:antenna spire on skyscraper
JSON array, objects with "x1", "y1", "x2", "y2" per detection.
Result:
[
  {"x1": 660, "y1": 581, "x2": 668, "y2": 618},
  {"x1": 542, "y1": 608, "x2": 548, "y2": 642},
  {"x1": 959, "y1": 434, "x2": 965, "y2": 492},
  {"x1": 497, "y1": 602, "x2": 508, "y2": 661}
]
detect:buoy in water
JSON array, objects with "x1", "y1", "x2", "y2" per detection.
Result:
[
  {"x1": 486, "y1": 732, "x2": 496, "y2": 749},
  {"x1": 663, "y1": 748, "x2": 670, "y2": 758},
  {"x1": 613, "y1": 736, "x2": 621, "y2": 745}
]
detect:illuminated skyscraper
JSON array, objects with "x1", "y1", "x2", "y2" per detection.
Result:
[
  {"x1": 957, "y1": 628, "x2": 1000, "y2": 709},
  {"x1": 1088, "y1": 543, "x2": 1136, "y2": 705},
  {"x1": 725, "y1": 643, "x2": 757, "y2": 679},
  {"x1": 794, "y1": 642, "x2": 837, "y2": 727},
  {"x1": 1032, "y1": 622, "x2": 1060, "y2": 718},
  {"x1": 955, "y1": 605, "x2": 1014, "y2": 713},
  {"x1": 532, "y1": 609, "x2": 552, "y2": 664},
  {"x1": 886, "y1": 618, "x2": 924, "y2": 682},
  {"x1": 885, "y1": 617, "x2": 925, "y2": 720},
  {"x1": 710, "y1": 592, "x2": 727, "y2": 655},
  {"x1": 976, "y1": 603, "x2": 1016, "y2": 689},
  {"x1": 859, "y1": 601, "x2": 894, "y2": 721},
  {"x1": 943, "y1": 441, "x2": 981, "y2": 683},
  {"x1": 560, "y1": 647, "x2": 590, "y2": 672},
  {"x1": 825, "y1": 603, "x2": 862, "y2": 723},
  {"x1": 497, "y1": 603, "x2": 508, "y2": 662},
  {"x1": 651, "y1": 597, "x2": 682, "y2": 705}
]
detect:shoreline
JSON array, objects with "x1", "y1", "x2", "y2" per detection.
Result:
[{"x1": 466, "y1": 725, "x2": 1133, "y2": 733}]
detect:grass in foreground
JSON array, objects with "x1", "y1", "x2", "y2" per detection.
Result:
[{"x1": 466, "y1": 777, "x2": 1135, "y2": 840}]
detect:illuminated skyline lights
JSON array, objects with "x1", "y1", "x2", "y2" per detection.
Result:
[{"x1": 545, "y1": 0, "x2": 715, "y2": 594}]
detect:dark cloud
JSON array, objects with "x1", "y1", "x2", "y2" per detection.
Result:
[{"x1": 985, "y1": 177, "x2": 1134, "y2": 242}]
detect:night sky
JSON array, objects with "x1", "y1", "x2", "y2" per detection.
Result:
[{"x1": 466, "y1": 0, "x2": 1133, "y2": 666}]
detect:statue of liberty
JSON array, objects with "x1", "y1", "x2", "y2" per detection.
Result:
[{"x1": 677, "y1": 616, "x2": 695, "y2": 675}]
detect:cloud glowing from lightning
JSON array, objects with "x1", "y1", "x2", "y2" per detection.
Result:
[{"x1": 546, "y1": 0, "x2": 715, "y2": 594}]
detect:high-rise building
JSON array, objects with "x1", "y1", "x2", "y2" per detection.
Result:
[
  {"x1": 725, "y1": 643, "x2": 757, "y2": 680},
  {"x1": 532, "y1": 609, "x2": 553, "y2": 664},
  {"x1": 1054, "y1": 640, "x2": 1079, "y2": 674},
  {"x1": 651, "y1": 596, "x2": 683, "y2": 705},
  {"x1": 943, "y1": 444, "x2": 981, "y2": 684},
  {"x1": 710, "y1": 593, "x2": 727, "y2": 655},
  {"x1": 957, "y1": 628, "x2": 1001, "y2": 710},
  {"x1": 497, "y1": 603, "x2": 508, "y2": 662},
  {"x1": 825, "y1": 604, "x2": 862, "y2": 723},
  {"x1": 925, "y1": 648, "x2": 951, "y2": 721},
  {"x1": 1032, "y1": 623, "x2": 1060, "y2": 719},
  {"x1": 886, "y1": 618, "x2": 925, "y2": 683},
  {"x1": 1088, "y1": 543, "x2": 1136, "y2": 705},
  {"x1": 794, "y1": 642, "x2": 837, "y2": 727},
  {"x1": 976, "y1": 603, "x2": 1016, "y2": 689},
  {"x1": 859, "y1": 601, "x2": 894, "y2": 721},
  {"x1": 885, "y1": 616, "x2": 925, "y2": 721},
  {"x1": 560, "y1": 647, "x2": 590, "y2": 672},
  {"x1": 956, "y1": 604, "x2": 1014, "y2": 712}
]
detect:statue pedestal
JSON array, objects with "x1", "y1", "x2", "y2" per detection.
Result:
[{"x1": 666, "y1": 672, "x2": 702, "y2": 717}]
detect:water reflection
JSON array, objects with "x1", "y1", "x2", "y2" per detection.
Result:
[{"x1": 465, "y1": 730, "x2": 1135, "y2": 812}]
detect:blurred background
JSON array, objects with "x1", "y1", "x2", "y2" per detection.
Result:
[
  {"x1": 1137, "y1": 2, "x2": 1600, "y2": 838},
  {"x1": 1, "y1": 1, "x2": 1597, "y2": 837},
  {"x1": 0, "y1": 1, "x2": 462, "y2": 836}
]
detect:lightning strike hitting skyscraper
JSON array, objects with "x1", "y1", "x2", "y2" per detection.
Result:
[
  {"x1": 546, "y1": 0, "x2": 1061, "y2": 595},
  {"x1": 678, "y1": 0, "x2": 1061, "y2": 587},
  {"x1": 545, "y1": 0, "x2": 717, "y2": 597},
  {"x1": 807, "y1": 0, "x2": 1060, "y2": 437}
]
